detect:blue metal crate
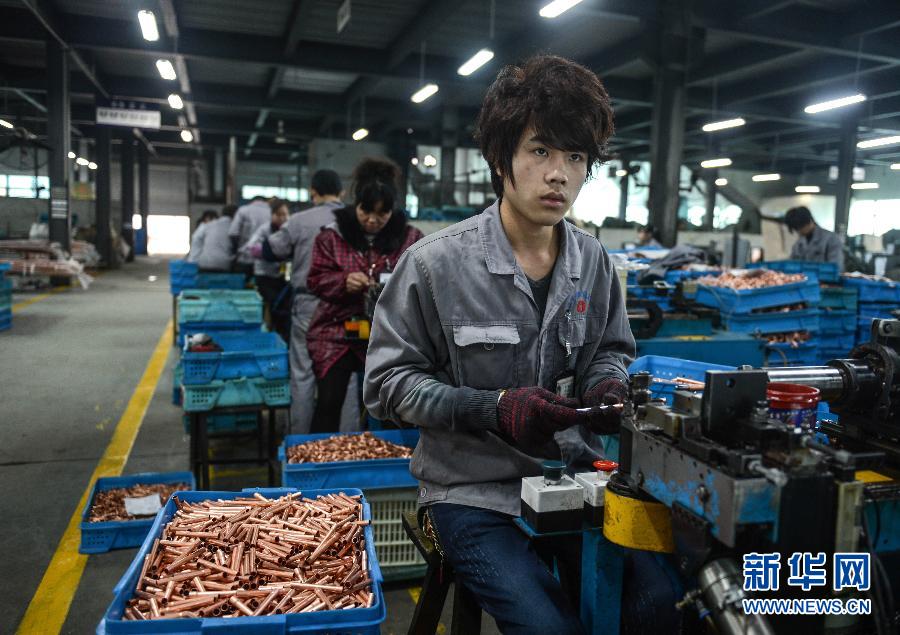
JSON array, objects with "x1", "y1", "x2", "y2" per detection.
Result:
[
  {"x1": 749, "y1": 260, "x2": 839, "y2": 283},
  {"x1": 629, "y1": 355, "x2": 734, "y2": 404},
  {"x1": 97, "y1": 488, "x2": 385, "y2": 635},
  {"x1": 820, "y1": 287, "x2": 858, "y2": 312},
  {"x1": 181, "y1": 376, "x2": 291, "y2": 412},
  {"x1": 723, "y1": 308, "x2": 819, "y2": 335},
  {"x1": 842, "y1": 277, "x2": 900, "y2": 303},
  {"x1": 177, "y1": 289, "x2": 262, "y2": 325},
  {"x1": 764, "y1": 342, "x2": 819, "y2": 367},
  {"x1": 694, "y1": 279, "x2": 821, "y2": 315},
  {"x1": 280, "y1": 430, "x2": 419, "y2": 490},
  {"x1": 180, "y1": 331, "x2": 288, "y2": 385},
  {"x1": 79, "y1": 472, "x2": 195, "y2": 554},
  {"x1": 818, "y1": 310, "x2": 856, "y2": 334}
]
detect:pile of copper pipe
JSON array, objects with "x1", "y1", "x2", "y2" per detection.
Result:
[
  {"x1": 122, "y1": 492, "x2": 373, "y2": 620},
  {"x1": 766, "y1": 331, "x2": 811, "y2": 347},
  {"x1": 88, "y1": 483, "x2": 190, "y2": 522},
  {"x1": 286, "y1": 432, "x2": 412, "y2": 464},
  {"x1": 697, "y1": 270, "x2": 806, "y2": 290},
  {"x1": 756, "y1": 303, "x2": 807, "y2": 314}
]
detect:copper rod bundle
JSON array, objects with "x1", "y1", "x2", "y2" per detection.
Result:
[
  {"x1": 285, "y1": 431, "x2": 412, "y2": 464},
  {"x1": 88, "y1": 483, "x2": 191, "y2": 522},
  {"x1": 122, "y1": 492, "x2": 374, "y2": 620}
]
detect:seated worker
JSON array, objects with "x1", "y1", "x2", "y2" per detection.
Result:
[
  {"x1": 306, "y1": 158, "x2": 423, "y2": 433},
  {"x1": 637, "y1": 223, "x2": 663, "y2": 248},
  {"x1": 242, "y1": 199, "x2": 290, "y2": 341},
  {"x1": 187, "y1": 209, "x2": 218, "y2": 263},
  {"x1": 193, "y1": 205, "x2": 236, "y2": 272},
  {"x1": 364, "y1": 56, "x2": 678, "y2": 634},
  {"x1": 785, "y1": 206, "x2": 844, "y2": 272}
]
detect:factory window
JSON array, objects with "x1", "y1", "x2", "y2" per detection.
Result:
[
  {"x1": 0, "y1": 174, "x2": 49, "y2": 198},
  {"x1": 146, "y1": 214, "x2": 190, "y2": 256},
  {"x1": 848, "y1": 199, "x2": 900, "y2": 236},
  {"x1": 240, "y1": 185, "x2": 309, "y2": 202}
]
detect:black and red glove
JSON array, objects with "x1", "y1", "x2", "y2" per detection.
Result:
[
  {"x1": 497, "y1": 387, "x2": 611, "y2": 454},
  {"x1": 582, "y1": 378, "x2": 629, "y2": 434}
]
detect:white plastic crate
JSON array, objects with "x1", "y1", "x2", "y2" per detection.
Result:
[{"x1": 366, "y1": 487, "x2": 425, "y2": 572}]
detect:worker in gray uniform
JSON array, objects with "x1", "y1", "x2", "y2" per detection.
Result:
[
  {"x1": 261, "y1": 170, "x2": 359, "y2": 434},
  {"x1": 785, "y1": 206, "x2": 844, "y2": 272},
  {"x1": 230, "y1": 195, "x2": 272, "y2": 278},
  {"x1": 365, "y1": 56, "x2": 675, "y2": 634},
  {"x1": 193, "y1": 205, "x2": 236, "y2": 272}
]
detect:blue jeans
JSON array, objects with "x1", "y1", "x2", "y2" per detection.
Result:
[
  {"x1": 428, "y1": 503, "x2": 587, "y2": 635},
  {"x1": 428, "y1": 504, "x2": 684, "y2": 635}
]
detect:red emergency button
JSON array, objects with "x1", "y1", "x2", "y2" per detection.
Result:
[{"x1": 593, "y1": 460, "x2": 618, "y2": 473}]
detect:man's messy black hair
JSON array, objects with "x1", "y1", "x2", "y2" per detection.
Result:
[{"x1": 474, "y1": 54, "x2": 615, "y2": 197}]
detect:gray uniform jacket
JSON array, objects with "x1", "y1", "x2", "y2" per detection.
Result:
[
  {"x1": 195, "y1": 216, "x2": 234, "y2": 271},
  {"x1": 230, "y1": 201, "x2": 271, "y2": 264},
  {"x1": 267, "y1": 201, "x2": 343, "y2": 291},
  {"x1": 186, "y1": 223, "x2": 208, "y2": 263},
  {"x1": 364, "y1": 202, "x2": 635, "y2": 516},
  {"x1": 242, "y1": 223, "x2": 281, "y2": 278},
  {"x1": 790, "y1": 225, "x2": 844, "y2": 272}
]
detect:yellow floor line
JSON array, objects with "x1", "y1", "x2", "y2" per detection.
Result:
[
  {"x1": 16, "y1": 320, "x2": 173, "y2": 635},
  {"x1": 11, "y1": 286, "x2": 70, "y2": 313}
]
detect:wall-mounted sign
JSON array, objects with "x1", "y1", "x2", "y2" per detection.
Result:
[
  {"x1": 96, "y1": 100, "x2": 161, "y2": 129},
  {"x1": 337, "y1": 0, "x2": 351, "y2": 33},
  {"x1": 50, "y1": 186, "x2": 68, "y2": 219}
]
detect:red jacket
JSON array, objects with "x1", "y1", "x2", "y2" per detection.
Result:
[{"x1": 307, "y1": 208, "x2": 424, "y2": 378}]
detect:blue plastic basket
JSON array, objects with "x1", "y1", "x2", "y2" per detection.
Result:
[
  {"x1": 818, "y1": 310, "x2": 856, "y2": 335},
  {"x1": 722, "y1": 308, "x2": 819, "y2": 335},
  {"x1": 177, "y1": 289, "x2": 262, "y2": 325},
  {"x1": 815, "y1": 333, "x2": 855, "y2": 350},
  {"x1": 169, "y1": 260, "x2": 198, "y2": 296},
  {"x1": 0, "y1": 309, "x2": 10, "y2": 331},
  {"x1": 628, "y1": 355, "x2": 734, "y2": 404},
  {"x1": 181, "y1": 411, "x2": 259, "y2": 434},
  {"x1": 97, "y1": 487, "x2": 385, "y2": 635},
  {"x1": 0, "y1": 291, "x2": 11, "y2": 313},
  {"x1": 195, "y1": 272, "x2": 246, "y2": 290},
  {"x1": 180, "y1": 331, "x2": 288, "y2": 385},
  {"x1": 176, "y1": 322, "x2": 262, "y2": 348},
  {"x1": 820, "y1": 287, "x2": 858, "y2": 312},
  {"x1": 280, "y1": 430, "x2": 419, "y2": 490},
  {"x1": 764, "y1": 342, "x2": 819, "y2": 367},
  {"x1": 749, "y1": 260, "x2": 839, "y2": 283},
  {"x1": 79, "y1": 472, "x2": 195, "y2": 554},
  {"x1": 172, "y1": 363, "x2": 183, "y2": 406},
  {"x1": 181, "y1": 376, "x2": 291, "y2": 412},
  {"x1": 628, "y1": 285, "x2": 674, "y2": 311},
  {"x1": 858, "y1": 303, "x2": 899, "y2": 320},
  {"x1": 842, "y1": 277, "x2": 900, "y2": 303},
  {"x1": 694, "y1": 279, "x2": 821, "y2": 315},
  {"x1": 0, "y1": 261, "x2": 10, "y2": 274}
]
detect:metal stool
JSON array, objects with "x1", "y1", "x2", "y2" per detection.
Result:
[{"x1": 402, "y1": 509, "x2": 482, "y2": 635}]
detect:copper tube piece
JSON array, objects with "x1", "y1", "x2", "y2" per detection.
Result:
[{"x1": 228, "y1": 596, "x2": 254, "y2": 616}]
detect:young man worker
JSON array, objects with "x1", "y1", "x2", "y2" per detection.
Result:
[{"x1": 365, "y1": 56, "x2": 667, "y2": 633}]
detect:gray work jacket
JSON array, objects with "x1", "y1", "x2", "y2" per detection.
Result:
[
  {"x1": 242, "y1": 223, "x2": 282, "y2": 278},
  {"x1": 790, "y1": 225, "x2": 844, "y2": 272},
  {"x1": 230, "y1": 201, "x2": 271, "y2": 264},
  {"x1": 186, "y1": 223, "x2": 208, "y2": 263},
  {"x1": 364, "y1": 202, "x2": 635, "y2": 516},
  {"x1": 196, "y1": 216, "x2": 234, "y2": 271},
  {"x1": 267, "y1": 201, "x2": 343, "y2": 291}
]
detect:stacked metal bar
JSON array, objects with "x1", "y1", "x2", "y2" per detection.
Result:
[
  {"x1": 286, "y1": 432, "x2": 413, "y2": 464},
  {"x1": 88, "y1": 483, "x2": 191, "y2": 522},
  {"x1": 123, "y1": 491, "x2": 373, "y2": 620}
]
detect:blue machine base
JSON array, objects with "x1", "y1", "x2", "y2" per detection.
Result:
[{"x1": 637, "y1": 332, "x2": 765, "y2": 367}]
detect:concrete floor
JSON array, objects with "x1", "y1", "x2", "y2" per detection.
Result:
[{"x1": 2, "y1": 257, "x2": 499, "y2": 634}]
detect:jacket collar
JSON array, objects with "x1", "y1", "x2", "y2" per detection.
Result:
[{"x1": 478, "y1": 200, "x2": 583, "y2": 280}]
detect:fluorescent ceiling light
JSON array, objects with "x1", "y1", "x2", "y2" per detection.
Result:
[
  {"x1": 423, "y1": 154, "x2": 437, "y2": 167},
  {"x1": 857, "y1": 135, "x2": 900, "y2": 149},
  {"x1": 539, "y1": 0, "x2": 584, "y2": 18},
  {"x1": 804, "y1": 93, "x2": 866, "y2": 114},
  {"x1": 67, "y1": 151, "x2": 76, "y2": 159},
  {"x1": 180, "y1": 129, "x2": 193, "y2": 142},
  {"x1": 410, "y1": 157, "x2": 419, "y2": 166},
  {"x1": 156, "y1": 59, "x2": 177, "y2": 80},
  {"x1": 795, "y1": 185, "x2": 821, "y2": 193},
  {"x1": 0, "y1": 119, "x2": 13, "y2": 129},
  {"x1": 88, "y1": 162, "x2": 98, "y2": 170},
  {"x1": 615, "y1": 169, "x2": 628, "y2": 177},
  {"x1": 167, "y1": 94, "x2": 184, "y2": 109},
  {"x1": 458, "y1": 49, "x2": 494, "y2": 76},
  {"x1": 702, "y1": 118, "x2": 746, "y2": 132},
  {"x1": 700, "y1": 158, "x2": 732, "y2": 168},
  {"x1": 137, "y1": 10, "x2": 159, "y2": 42},
  {"x1": 851, "y1": 182, "x2": 878, "y2": 190},
  {"x1": 752, "y1": 173, "x2": 781, "y2": 182},
  {"x1": 410, "y1": 83, "x2": 439, "y2": 104},
  {"x1": 891, "y1": 163, "x2": 900, "y2": 170},
  {"x1": 76, "y1": 157, "x2": 89, "y2": 166},
  {"x1": 715, "y1": 178, "x2": 728, "y2": 186},
  {"x1": 352, "y1": 128, "x2": 369, "y2": 141}
]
